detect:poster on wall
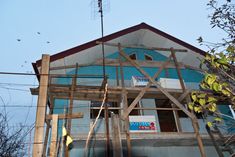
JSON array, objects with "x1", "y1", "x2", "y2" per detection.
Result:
[{"x1": 129, "y1": 115, "x2": 157, "y2": 132}]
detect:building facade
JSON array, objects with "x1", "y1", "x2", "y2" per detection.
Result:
[{"x1": 32, "y1": 23, "x2": 235, "y2": 157}]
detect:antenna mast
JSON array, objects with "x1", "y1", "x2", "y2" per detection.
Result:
[
  {"x1": 98, "y1": 1, "x2": 110, "y2": 157},
  {"x1": 98, "y1": 0, "x2": 106, "y2": 79}
]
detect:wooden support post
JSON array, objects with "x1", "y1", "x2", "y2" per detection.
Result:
[
  {"x1": 33, "y1": 54, "x2": 50, "y2": 157},
  {"x1": 60, "y1": 107, "x2": 67, "y2": 157},
  {"x1": 170, "y1": 49, "x2": 186, "y2": 91},
  {"x1": 111, "y1": 113, "x2": 123, "y2": 157},
  {"x1": 173, "y1": 48, "x2": 207, "y2": 157},
  {"x1": 42, "y1": 97, "x2": 54, "y2": 157},
  {"x1": 192, "y1": 120, "x2": 206, "y2": 157},
  {"x1": 118, "y1": 44, "x2": 131, "y2": 157},
  {"x1": 104, "y1": 102, "x2": 110, "y2": 157},
  {"x1": 116, "y1": 66, "x2": 119, "y2": 86},
  {"x1": 66, "y1": 64, "x2": 78, "y2": 157},
  {"x1": 50, "y1": 114, "x2": 58, "y2": 157},
  {"x1": 172, "y1": 103, "x2": 182, "y2": 132}
]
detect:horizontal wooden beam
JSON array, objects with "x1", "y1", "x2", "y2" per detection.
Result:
[
  {"x1": 90, "y1": 107, "x2": 182, "y2": 111},
  {"x1": 46, "y1": 113, "x2": 83, "y2": 120},
  {"x1": 96, "y1": 41, "x2": 188, "y2": 52},
  {"x1": 96, "y1": 59, "x2": 185, "y2": 68},
  {"x1": 49, "y1": 59, "x2": 185, "y2": 71}
]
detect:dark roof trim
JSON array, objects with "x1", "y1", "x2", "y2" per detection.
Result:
[
  {"x1": 32, "y1": 62, "x2": 40, "y2": 81},
  {"x1": 35, "y1": 22, "x2": 206, "y2": 67}
]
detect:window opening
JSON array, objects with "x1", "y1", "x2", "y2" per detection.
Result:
[
  {"x1": 128, "y1": 98, "x2": 140, "y2": 115},
  {"x1": 90, "y1": 101, "x2": 118, "y2": 119},
  {"x1": 129, "y1": 53, "x2": 137, "y2": 60},
  {"x1": 144, "y1": 54, "x2": 153, "y2": 61},
  {"x1": 155, "y1": 99, "x2": 177, "y2": 132}
]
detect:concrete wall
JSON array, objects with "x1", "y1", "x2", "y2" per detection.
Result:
[{"x1": 69, "y1": 144, "x2": 221, "y2": 157}]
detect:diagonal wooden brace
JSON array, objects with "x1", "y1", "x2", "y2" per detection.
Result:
[
  {"x1": 120, "y1": 50, "x2": 196, "y2": 120},
  {"x1": 121, "y1": 53, "x2": 173, "y2": 120}
]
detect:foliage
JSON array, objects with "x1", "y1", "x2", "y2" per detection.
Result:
[
  {"x1": 188, "y1": 0, "x2": 235, "y2": 124},
  {"x1": 0, "y1": 113, "x2": 26, "y2": 157},
  {"x1": 208, "y1": 0, "x2": 235, "y2": 42}
]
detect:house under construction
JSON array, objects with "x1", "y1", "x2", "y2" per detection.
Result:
[{"x1": 31, "y1": 23, "x2": 235, "y2": 157}]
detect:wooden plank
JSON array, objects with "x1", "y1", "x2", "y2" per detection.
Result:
[
  {"x1": 171, "y1": 49, "x2": 186, "y2": 91},
  {"x1": 172, "y1": 103, "x2": 182, "y2": 132},
  {"x1": 46, "y1": 113, "x2": 84, "y2": 120},
  {"x1": 104, "y1": 105, "x2": 110, "y2": 157},
  {"x1": 66, "y1": 64, "x2": 78, "y2": 157},
  {"x1": 97, "y1": 41, "x2": 188, "y2": 52},
  {"x1": 111, "y1": 113, "x2": 123, "y2": 157},
  {"x1": 119, "y1": 50, "x2": 196, "y2": 120},
  {"x1": 116, "y1": 66, "x2": 119, "y2": 86},
  {"x1": 170, "y1": 90, "x2": 190, "y2": 132},
  {"x1": 42, "y1": 97, "x2": 54, "y2": 157},
  {"x1": 49, "y1": 59, "x2": 185, "y2": 71},
  {"x1": 95, "y1": 58, "x2": 185, "y2": 68},
  {"x1": 33, "y1": 54, "x2": 50, "y2": 157},
  {"x1": 118, "y1": 44, "x2": 131, "y2": 157},
  {"x1": 50, "y1": 114, "x2": 58, "y2": 157},
  {"x1": 42, "y1": 119, "x2": 50, "y2": 157},
  {"x1": 192, "y1": 121, "x2": 206, "y2": 157},
  {"x1": 90, "y1": 107, "x2": 182, "y2": 111}
]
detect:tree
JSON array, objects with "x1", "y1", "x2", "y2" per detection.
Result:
[
  {"x1": 188, "y1": 0, "x2": 235, "y2": 125},
  {"x1": 0, "y1": 112, "x2": 26, "y2": 157}
]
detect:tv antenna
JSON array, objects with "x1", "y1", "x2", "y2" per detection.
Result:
[
  {"x1": 90, "y1": 0, "x2": 110, "y2": 79},
  {"x1": 90, "y1": 0, "x2": 110, "y2": 20}
]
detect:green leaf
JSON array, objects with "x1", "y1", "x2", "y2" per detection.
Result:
[
  {"x1": 205, "y1": 55, "x2": 211, "y2": 61},
  {"x1": 217, "y1": 58, "x2": 228, "y2": 65},
  {"x1": 191, "y1": 94, "x2": 197, "y2": 102},
  {"x1": 208, "y1": 103, "x2": 216, "y2": 112},
  {"x1": 226, "y1": 45, "x2": 235, "y2": 53},
  {"x1": 207, "y1": 121, "x2": 213, "y2": 127},
  {"x1": 205, "y1": 74, "x2": 216, "y2": 85},
  {"x1": 212, "y1": 82, "x2": 222, "y2": 92},
  {"x1": 198, "y1": 93, "x2": 206, "y2": 98},
  {"x1": 194, "y1": 106, "x2": 202, "y2": 113},
  {"x1": 200, "y1": 83, "x2": 208, "y2": 89},
  {"x1": 221, "y1": 82, "x2": 228, "y2": 87},
  {"x1": 208, "y1": 97, "x2": 217, "y2": 103},
  {"x1": 221, "y1": 89, "x2": 231, "y2": 97},
  {"x1": 214, "y1": 117, "x2": 222, "y2": 122},
  {"x1": 188, "y1": 102, "x2": 194, "y2": 111},
  {"x1": 199, "y1": 98, "x2": 206, "y2": 106}
]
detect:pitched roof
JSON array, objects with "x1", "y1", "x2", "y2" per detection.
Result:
[{"x1": 34, "y1": 22, "x2": 206, "y2": 67}]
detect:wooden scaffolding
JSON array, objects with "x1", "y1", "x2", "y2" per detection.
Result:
[{"x1": 31, "y1": 43, "x2": 207, "y2": 157}]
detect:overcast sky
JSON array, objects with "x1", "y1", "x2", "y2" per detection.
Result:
[{"x1": 0, "y1": 0, "x2": 226, "y2": 128}]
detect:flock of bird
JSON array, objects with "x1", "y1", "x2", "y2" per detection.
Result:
[{"x1": 17, "y1": 32, "x2": 50, "y2": 44}]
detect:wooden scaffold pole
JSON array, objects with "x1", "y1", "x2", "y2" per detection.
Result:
[
  {"x1": 32, "y1": 54, "x2": 50, "y2": 157},
  {"x1": 49, "y1": 114, "x2": 58, "y2": 157},
  {"x1": 118, "y1": 43, "x2": 131, "y2": 157},
  {"x1": 170, "y1": 48, "x2": 206, "y2": 157}
]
